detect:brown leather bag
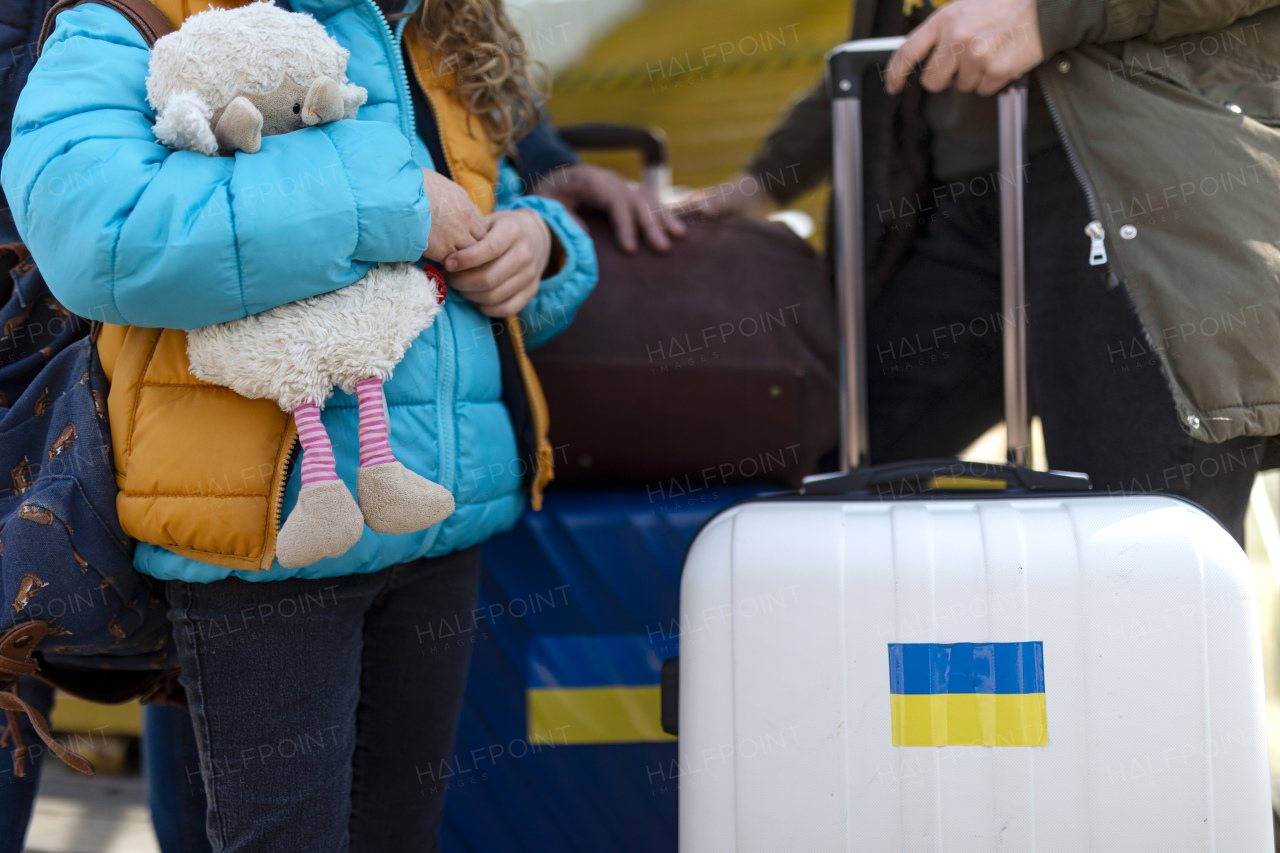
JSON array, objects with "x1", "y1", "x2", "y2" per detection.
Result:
[{"x1": 532, "y1": 212, "x2": 838, "y2": 489}]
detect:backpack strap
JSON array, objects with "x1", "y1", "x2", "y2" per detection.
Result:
[
  {"x1": 0, "y1": 621, "x2": 95, "y2": 777},
  {"x1": 0, "y1": 685, "x2": 95, "y2": 776},
  {"x1": 0, "y1": 621, "x2": 46, "y2": 681},
  {"x1": 37, "y1": 0, "x2": 174, "y2": 56}
]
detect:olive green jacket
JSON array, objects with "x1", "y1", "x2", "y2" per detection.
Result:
[{"x1": 749, "y1": 0, "x2": 1280, "y2": 443}]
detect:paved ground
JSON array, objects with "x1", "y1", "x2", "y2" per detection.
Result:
[{"x1": 25, "y1": 760, "x2": 158, "y2": 853}]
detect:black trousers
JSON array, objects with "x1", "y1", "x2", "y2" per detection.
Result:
[
  {"x1": 168, "y1": 547, "x2": 482, "y2": 853},
  {"x1": 866, "y1": 145, "x2": 1263, "y2": 543}
]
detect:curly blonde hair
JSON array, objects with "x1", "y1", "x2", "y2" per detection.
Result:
[{"x1": 411, "y1": 0, "x2": 548, "y2": 151}]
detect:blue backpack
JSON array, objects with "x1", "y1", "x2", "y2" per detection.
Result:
[{"x1": 0, "y1": 244, "x2": 176, "y2": 776}]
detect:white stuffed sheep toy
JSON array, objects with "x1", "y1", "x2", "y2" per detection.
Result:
[{"x1": 146, "y1": 2, "x2": 454, "y2": 569}]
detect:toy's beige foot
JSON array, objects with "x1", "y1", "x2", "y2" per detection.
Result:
[
  {"x1": 275, "y1": 480, "x2": 364, "y2": 569},
  {"x1": 357, "y1": 461, "x2": 454, "y2": 535}
]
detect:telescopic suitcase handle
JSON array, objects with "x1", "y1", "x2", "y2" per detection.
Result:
[{"x1": 824, "y1": 39, "x2": 1031, "y2": 470}]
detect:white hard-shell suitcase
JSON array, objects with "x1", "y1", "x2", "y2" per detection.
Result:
[{"x1": 672, "y1": 39, "x2": 1273, "y2": 852}]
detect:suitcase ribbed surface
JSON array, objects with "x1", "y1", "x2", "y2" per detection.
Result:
[{"x1": 679, "y1": 494, "x2": 1272, "y2": 851}]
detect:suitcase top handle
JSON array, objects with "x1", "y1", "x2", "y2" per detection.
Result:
[
  {"x1": 800, "y1": 460, "x2": 1091, "y2": 497},
  {"x1": 824, "y1": 39, "x2": 1032, "y2": 472}
]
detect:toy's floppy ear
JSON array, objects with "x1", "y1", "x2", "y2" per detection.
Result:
[
  {"x1": 214, "y1": 96, "x2": 264, "y2": 154},
  {"x1": 340, "y1": 81, "x2": 368, "y2": 120},
  {"x1": 301, "y1": 76, "x2": 346, "y2": 126},
  {"x1": 153, "y1": 91, "x2": 218, "y2": 156}
]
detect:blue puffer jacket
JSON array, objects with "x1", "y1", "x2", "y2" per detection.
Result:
[
  {"x1": 0, "y1": 0, "x2": 53, "y2": 244},
  {"x1": 1, "y1": 0, "x2": 597, "y2": 583}
]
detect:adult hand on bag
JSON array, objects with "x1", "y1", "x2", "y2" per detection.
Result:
[
  {"x1": 422, "y1": 168, "x2": 489, "y2": 262},
  {"x1": 536, "y1": 163, "x2": 686, "y2": 254},
  {"x1": 445, "y1": 208, "x2": 551, "y2": 318},
  {"x1": 885, "y1": 0, "x2": 1044, "y2": 96}
]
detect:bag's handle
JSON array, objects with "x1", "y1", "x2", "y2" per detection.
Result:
[
  {"x1": 38, "y1": 0, "x2": 174, "y2": 55},
  {"x1": 824, "y1": 39, "x2": 1030, "y2": 470},
  {"x1": 557, "y1": 123, "x2": 671, "y2": 196}
]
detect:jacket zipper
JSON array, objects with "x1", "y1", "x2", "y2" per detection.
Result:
[
  {"x1": 362, "y1": 0, "x2": 415, "y2": 139},
  {"x1": 418, "y1": 306, "x2": 456, "y2": 555},
  {"x1": 1039, "y1": 70, "x2": 1108, "y2": 268},
  {"x1": 418, "y1": 75, "x2": 457, "y2": 553},
  {"x1": 380, "y1": 11, "x2": 457, "y2": 553},
  {"x1": 1084, "y1": 221, "x2": 1107, "y2": 266},
  {"x1": 1039, "y1": 67, "x2": 1195, "y2": 427},
  {"x1": 270, "y1": 441, "x2": 298, "y2": 534},
  {"x1": 263, "y1": 426, "x2": 298, "y2": 567},
  {"x1": 266, "y1": 0, "x2": 416, "y2": 560}
]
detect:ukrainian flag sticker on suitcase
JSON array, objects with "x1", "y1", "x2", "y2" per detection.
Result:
[{"x1": 889, "y1": 642, "x2": 1047, "y2": 746}]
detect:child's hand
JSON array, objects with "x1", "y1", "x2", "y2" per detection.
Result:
[
  {"x1": 422, "y1": 169, "x2": 488, "y2": 262},
  {"x1": 445, "y1": 208, "x2": 551, "y2": 318}
]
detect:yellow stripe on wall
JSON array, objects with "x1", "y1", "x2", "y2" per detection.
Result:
[
  {"x1": 890, "y1": 693, "x2": 1048, "y2": 746},
  {"x1": 528, "y1": 686, "x2": 675, "y2": 745}
]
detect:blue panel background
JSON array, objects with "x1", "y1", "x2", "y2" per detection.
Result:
[
  {"x1": 440, "y1": 485, "x2": 769, "y2": 853},
  {"x1": 527, "y1": 634, "x2": 668, "y2": 689}
]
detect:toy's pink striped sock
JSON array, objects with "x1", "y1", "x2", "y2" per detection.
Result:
[
  {"x1": 356, "y1": 377, "x2": 397, "y2": 468},
  {"x1": 294, "y1": 402, "x2": 340, "y2": 488}
]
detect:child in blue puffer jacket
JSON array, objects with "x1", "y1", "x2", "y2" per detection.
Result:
[{"x1": 1, "y1": 0, "x2": 597, "y2": 846}]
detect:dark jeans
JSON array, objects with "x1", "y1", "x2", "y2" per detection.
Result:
[
  {"x1": 867, "y1": 145, "x2": 1263, "y2": 542},
  {"x1": 145, "y1": 703, "x2": 213, "y2": 853},
  {"x1": 167, "y1": 547, "x2": 482, "y2": 853}
]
